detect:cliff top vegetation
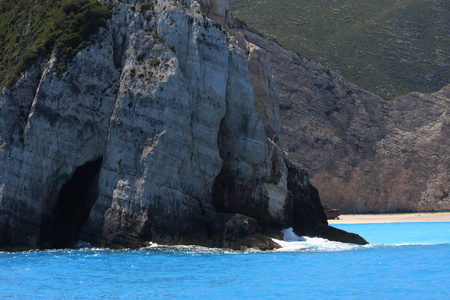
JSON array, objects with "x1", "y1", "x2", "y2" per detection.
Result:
[
  {"x1": 0, "y1": 0, "x2": 110, "y2": 90},
  {"x1": 231, "y1": 0, "x2": 450, "y2": 99}
]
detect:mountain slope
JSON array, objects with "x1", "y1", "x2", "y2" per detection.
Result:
[
  {"x1": 238, "y1": 28, "x2": 449, "y2": 213},
  {"x1": 231, "y1": 0, "x2": 450, "y2": 99}
]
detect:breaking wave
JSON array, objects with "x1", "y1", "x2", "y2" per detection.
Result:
[
  {"x1": 3, "y1": 222, "x2": 448, "y2": 255},
  {"x1": 272, "y1": 228, "x2": 361, "y2": 252},
  {"x1": 142, "y1": 228, "x2": 366, "y2": 254},
  {"x1": 272, "y1": 227, "x2": 449, "y2": 253}
]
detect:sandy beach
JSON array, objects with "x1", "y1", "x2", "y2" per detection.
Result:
[{"x1": 328, "y1": 212, "x2": 450, "y2": 224}]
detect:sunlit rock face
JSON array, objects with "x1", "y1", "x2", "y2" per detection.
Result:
[
  {"x1": 1, "y1": 0, "x2": 361, "y2": 251},
  {"x1": 240, "y1": 30, "x2": 450, "y2": 214}
]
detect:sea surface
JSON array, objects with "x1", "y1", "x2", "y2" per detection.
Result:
[{"x1": 1, "y1": 222, "x2": 449, "y2": 299}]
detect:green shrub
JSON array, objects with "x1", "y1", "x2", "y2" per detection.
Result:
[
  {"x1": 141, "y1": 2, "x2": 155, "y2": 11},
  {"x1": 137, "y1": 53, "x2": 146, "y2": 62},
  {"x1": 150, "y1": 58, "x2": 160, "y2": 67},
  {"x1": 0, "y1": 0, "x2": 111, "y2": 89},
  {"x1": 130, "y1": 67, "x2": 136, "y2": 78}
]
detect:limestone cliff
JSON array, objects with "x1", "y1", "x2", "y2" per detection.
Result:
[
  {"x1": 0, "y1": 0, "x2": 365, "y2": 251},
  {"x1": 240, "y1": 29, "x2": 449, "y2": 213}
]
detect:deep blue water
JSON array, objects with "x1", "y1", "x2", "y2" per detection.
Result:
[{"x1": 1, "y1": 222, "x2": 449, "y2": 299}]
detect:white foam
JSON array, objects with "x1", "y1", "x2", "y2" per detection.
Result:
[
  {"x1": 127, "y1": 229, "x2": 364, "y2": 254},
  {"x1": 143, "y1": 243, "x2": 241, "y2": 255},
  {"x1": 273, "y1": 228, "x2": 361, "y2": 252},
  {"x1": 281, "y1": 228, "x2": 306, "y2": 242}
]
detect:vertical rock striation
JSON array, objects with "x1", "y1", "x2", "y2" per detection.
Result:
[{"x1": 0, "y1": 0, "x2": 366, "y2": 251}]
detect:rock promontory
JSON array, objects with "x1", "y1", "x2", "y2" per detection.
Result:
[{"x1": 0, "y1": 0, "x2": 366, "y2": 251}]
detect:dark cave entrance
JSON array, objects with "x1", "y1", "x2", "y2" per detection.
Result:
[{"x1": 40, "y1": 157, "x2": 103, "y2": 249}]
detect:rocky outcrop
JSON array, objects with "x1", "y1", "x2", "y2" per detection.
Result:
[
  {"x1": 240, "y1": 29, "x2": 450, "y2": 213},
  {"x1": 0, "y1": 0, "x2": 366, "y2": 251},
  {"x1": 222, "y1": 214, "x2": 281, "y2": 251},
  {"x1": 198, "y1": 0, "x2": 233, "y2": 31}
]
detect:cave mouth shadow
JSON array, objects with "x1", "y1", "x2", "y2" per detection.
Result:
[{"x1": 40, "y1": 157, "x2": 103, "y2": 249}]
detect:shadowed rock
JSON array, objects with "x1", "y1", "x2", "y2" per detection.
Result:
[{"x1": 0, "y1": 0, "x2": 367, "y2": 251}]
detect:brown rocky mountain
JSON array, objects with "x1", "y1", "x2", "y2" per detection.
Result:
[{"x1": 240, "y1": 29, "x2": 449, "y2": 213}]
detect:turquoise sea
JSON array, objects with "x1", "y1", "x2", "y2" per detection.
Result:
[{"x1": 1, "y1": 222, "x2": 449, "y2": 299}]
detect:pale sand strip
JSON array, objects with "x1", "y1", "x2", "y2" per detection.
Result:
[{"x1": 328, "y1": 212, "x2": 450, "y2": 224}]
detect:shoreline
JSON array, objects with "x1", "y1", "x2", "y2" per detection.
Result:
[{"x1": 328, "y1": 212, "x2": 450, "y2": 224}]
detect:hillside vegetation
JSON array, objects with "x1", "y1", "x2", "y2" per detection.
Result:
[
  {"x1": 0, "y1": 0, "x2": 110, "y2": 90},
  {"x1": 231, "y1": 0, "x2": 450, "y2": 99}
]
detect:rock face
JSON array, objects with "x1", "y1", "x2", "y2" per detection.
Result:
[
  {"x1": 240, "y1": 29, "x2": 450, "y2": 213},
  {"x1": 0, "y1": 0, "x2": 365, "y2": 251}
]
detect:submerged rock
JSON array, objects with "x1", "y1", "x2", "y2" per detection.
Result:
[{"x1": 0, "y1": 0, "x2": 366, "y2": 251}]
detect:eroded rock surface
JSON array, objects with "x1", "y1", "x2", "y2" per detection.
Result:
[
  {"x1": 240, "y1": 29, "x2": 449, "y2": 213},
  {"x1": 0, "y1": 0, "x2": 365, "y2": 251}
]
